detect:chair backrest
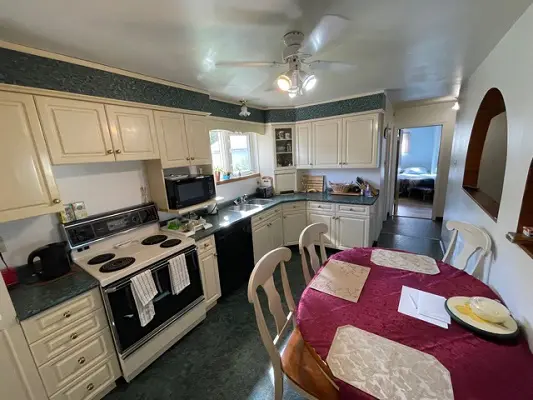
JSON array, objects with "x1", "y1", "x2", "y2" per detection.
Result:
[
  {"x1": 247, "y1": 247, "x2": 295, "y2": 399},
  {"x1": 442, "y1": 221, "x2": 492, "y2": 274},
  {"x1": 299, "y1": 223, "x2": 328, "y2": 284}
]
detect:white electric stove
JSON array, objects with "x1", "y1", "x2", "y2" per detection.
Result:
[{"x1": 62, "y1": 203, "x2": 206, "y2": 382}]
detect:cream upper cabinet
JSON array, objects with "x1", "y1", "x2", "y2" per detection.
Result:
[
  {"x1": 295, "y1": 123, "x2": 312, "y2": 168},
  {"x1": 154, "y1": 111, "x2": 190, "y2": 168},
  {"x1": 105, "y1": 105, "x2": 159, "y2": 161},
  {"x1": 0, "y1": 91, "x2": 62, "y2": 223},
  {"x1": 342, "y1": 114, "x2": 380, "y2": 168},
  {"x1": 35, "y1": 96, "x2": 115, "y2": 164},
  {"x1": 312, "y1": 119, "x2": 342, "y2": 168},
  {"x1": 184, "y1": 115, "x2": 211, "y2": 165}
]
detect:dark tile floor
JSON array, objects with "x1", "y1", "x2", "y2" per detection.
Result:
[
  {"x1": 378, "y1": 216, "x2": 443, "y2": 259},
  {"x1": 106, "y1": 218, "x2": 443, "y2": 400}
]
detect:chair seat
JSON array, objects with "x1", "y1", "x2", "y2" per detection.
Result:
[{"x1": 281, "y1": 328, "x2": 339, "y2": 400}]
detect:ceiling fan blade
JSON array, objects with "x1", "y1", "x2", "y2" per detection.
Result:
[
  {"x1": 216, "y1": 61, "x2": 285, "y2": 68},
  {"x1": 301, "y1": 14, "x2": 350, "y2": 55},
  {"x1": 307, "y1": 60, "x2": 356, "y2": 72}
]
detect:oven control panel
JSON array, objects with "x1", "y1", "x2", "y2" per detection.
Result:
[{"x1": 63, "y1": 203, "x2": 159, "y2": 248}]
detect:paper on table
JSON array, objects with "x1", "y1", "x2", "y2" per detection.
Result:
[
  {"x1": 418, "y1": 291, "x2": 451, "y2": 324},
  {"x1": 398, "y1": 286, "x2": 448, "y2": 329}
]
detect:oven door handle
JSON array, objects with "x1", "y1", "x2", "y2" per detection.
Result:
[{"x1": 104, "y1": 246, "x2": 198, "y2": 293}]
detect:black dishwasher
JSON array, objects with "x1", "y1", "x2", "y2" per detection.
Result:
[{"x1": 214, "y1": 218, "x2": 255, "y2": 297}]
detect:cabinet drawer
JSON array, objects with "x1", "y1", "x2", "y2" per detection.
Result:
[
  {"x1": 50, "y1": 357, "x2": 120, "y2": 400},
  {"x1": 282, "y1": 202, "x2": 306, "y2": 212},
  {"x1": 31, "y1": 309, "x2": 108, "y2": 366},
  {"x1": 22, "y1": 289, "x2": 103, "y2": 344},
  {"x1": 251, "y1": 207, "x2": 281, "y2": 229},
  {"x1": 336, "y1": 204, "x2": 370, "y2": 215},
  {"x1": 307, "y1": 202, "x2": 334, "y2": 212},
  {"x1": 197, "y1": 235, "x2": 215, "y2": 255},
  {"x1": 40, "y1": 329, "x2": 115, "y2": 396}
]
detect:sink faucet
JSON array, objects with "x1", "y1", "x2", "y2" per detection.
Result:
[{"x1": 233, "y1": 194, "x2": 249, "y2": 205}]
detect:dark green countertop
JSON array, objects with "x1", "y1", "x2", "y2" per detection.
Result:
[
  {"x1": 162, "y1": 192, "x2": 378, "y2": 241},
  {"x1": 8, "y1": 264, "x2": 99, "y2": 321}
]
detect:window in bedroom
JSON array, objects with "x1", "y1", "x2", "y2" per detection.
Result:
[
  {"x1": 209, "y1": 130, "x2": 257, "y2": 181},
  {"x1": 463, "y1": 87, "x2": 507, "y2": 221}
]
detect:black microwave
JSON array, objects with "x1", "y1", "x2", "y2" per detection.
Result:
[{"x1": 165, "y1": 175, "x2": 216, "y2": 209}]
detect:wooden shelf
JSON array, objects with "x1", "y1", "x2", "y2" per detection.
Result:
[{"x1": 463, "y1": 187, "x2": 499, "y2": 221}]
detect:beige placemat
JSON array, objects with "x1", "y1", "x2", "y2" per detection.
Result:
[
  {"x1": 309, "y1": 260, "x2": 370, "y2": 303},
  {"x1": 327, "y1": 325, "x2": 454, "y2": 400},
  {"x1": 371, "y1": 249, "x2": 440, "y2": 275}
]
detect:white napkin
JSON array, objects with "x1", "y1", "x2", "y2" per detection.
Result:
[
  {"x1": 169, "y1": 254, "x2": 190, "y2": 295},
  {"x1": 130, "y1": 270, "x2": 158, "y2": 327}
]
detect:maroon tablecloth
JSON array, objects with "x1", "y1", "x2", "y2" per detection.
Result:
[{"x1": 296, "y1": 247, "x2": 533, "y2": 400}]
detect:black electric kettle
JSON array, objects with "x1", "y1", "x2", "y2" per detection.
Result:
[{"x1": 27, "y1": 242, "x2": 71, "y2": 281}]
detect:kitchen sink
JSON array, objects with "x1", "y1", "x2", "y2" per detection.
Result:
[
  {"x1": 229, "y1": 204, "x2": 263, "y2": 212},
  {"x1": 247, "y1": 198, "x2": 274, "y2": 205}
]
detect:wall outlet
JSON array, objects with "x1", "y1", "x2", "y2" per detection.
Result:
[{"x1": 0, "y1": 236, "x2": 6, "y2": 253}]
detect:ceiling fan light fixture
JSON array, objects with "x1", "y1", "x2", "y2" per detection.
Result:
[
  {"x1": 277, "y1": 74, "x2": 291, "y2": 92},
  {"x1": 302, "y1": 74, "x2": 317, "y2": 91}
]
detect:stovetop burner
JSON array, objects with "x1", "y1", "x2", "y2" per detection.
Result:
[
  {"x1": 141, "y1": 235, "x2": 168, "y2": 246},
  {"x1": 160, "y1": 239, "x2": 182, "y2": 248},
  {"x1": 88, "y1": 253, "x2": 115, "y2": 265},
  {"x1": 99, "y1": 257, "x2": 136, "y2": 273}
]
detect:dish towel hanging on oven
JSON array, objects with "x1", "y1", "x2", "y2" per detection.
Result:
[
  {"x1": 169, "y1": 254, "x2": 190, "y2": 295},
  {"x1": 130, "y1": 270, "x2": 158, "y2": 327}
]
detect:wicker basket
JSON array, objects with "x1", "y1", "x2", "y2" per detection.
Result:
[{"x1": 329, "y1": 182, "x2": 350, "y2": 193}]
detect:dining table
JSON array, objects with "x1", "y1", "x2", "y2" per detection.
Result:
[{"x1": 296, "y1": 247, "x2": 533, "y2": 400}]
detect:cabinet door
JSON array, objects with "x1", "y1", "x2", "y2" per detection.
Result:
[
  {"x1": 184, "y1": 115, "x2": 211, "y2": 165},
  {"x1": 343, "y1": 114, "x2": 379, "y2": 168},
  {"x1": 283, "y1": 211, "x2": 307, "y2": 246},
  {"x1": 336, "y1": 214, "x2": 368, "y2": 250},
  {"x1": 275, "y1": 171, "x2": 296, "y2": 193},
  {"x1": 252, "y1": 223, "x2": 271, "y2": 264},
  {"x1": 35, "y1": 96, "x2": 115, "y2": 164},
  {"x1": 105, "y1": 105, "x2": 160, "y2": 160},
  {"x1": 270, "y1": 215, "x2": 284, "y2": 250},
  {"x1": 312, "y1": 119, "x2": 342, "y2": 168},
  {"x1": 307, "y1": 212, "x2": 335, "y2": 246},
  {"x1": 199, "y1": 250, "x2": 222, "y2": 309},
  {"x1": 0, "y1": 92, "x2": 62, "y2": 223},
  {"x1": 295, "y1": 123, "x2": 312, "y2": 168},
  {"x1": 0, "y1": 324, "x2": 48, "y2": 400},
  {"x1": 154, "y1": 111, "x2": 191, "y2": 168}
]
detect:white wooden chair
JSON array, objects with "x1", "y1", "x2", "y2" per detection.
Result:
[
  {"x1": 298, "y1": 223, "x2": 329, "y2": 284},
  {"x1": 247, "y1": 247, "x2": 339, "y2": 400},
  {"x1": 442, "y1": 221, "x2": 492, "y2": 276}
]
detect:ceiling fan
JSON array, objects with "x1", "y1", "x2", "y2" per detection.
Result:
[{"x1": 215, "y1": 15, "x2": 355, "y2": 98}]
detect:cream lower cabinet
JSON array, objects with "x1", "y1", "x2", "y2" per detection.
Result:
[
  {"x1": 307, "y1": 211, "x2": 336, "y2": 246},
  {"x1": 252, "y1": 207, "x2": 284, "y2": 263},
  {"x1": 21, "y1": 288, "x2": 121, "y2": 400},
  {"x1": 335, "y1": 214, "x2": 368, "y2": 250},
  {"x1": 0, "y1": 91, "x2": 63, "y2": 223},
  {"x1": 282, "y1": 202, "x2": 307, "y2": 246},
  {"x1": 197, "y1": 236, "x2": 222, "y2": 310},
  {"x1": 105, "y1": 105, "x2": 160, "y2": 161}
]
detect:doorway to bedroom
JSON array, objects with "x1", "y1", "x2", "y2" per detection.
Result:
[{"x1": 393, "y1": 125, "x2": 442, "y2": 219}]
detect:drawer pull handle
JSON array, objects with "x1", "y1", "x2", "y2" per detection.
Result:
[
  {"x1": 70, "y1": 333, "x2": 78, "y2": 340},
  {"x1": 115, "y1": 149, "x2": 122, "y2": 154},
  {"x1": 317, "y1": 205, "x2": 321, "y2": 208},
  {"x1": 107, "y1": 149, "x2": 114, "y2": 154},
  {"x1": 78, "y1": 357, "x2": 86, "y2": 365},
  {"x1": 63, "y1": 311, "x2": 71, "y2": 318},
  {"x1": 53, "y1": 199, "x2": 61, "y2": 204},
  {"x1": 87, "y1": 383, "x2": 95, "y2": 391},
  {"x1": 204, "y1": 243, "x2": 209, "y2": 248}
]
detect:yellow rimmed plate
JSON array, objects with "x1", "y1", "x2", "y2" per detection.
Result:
[{"x1": 445, "y1": 296, "x2": 519, "y2": 339}]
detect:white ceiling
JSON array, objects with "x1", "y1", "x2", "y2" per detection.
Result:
[{"x1": 0, "y1": 0, "x2": 531, "y2": 107}]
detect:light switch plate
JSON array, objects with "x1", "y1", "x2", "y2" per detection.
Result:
[{"x1": 0, "y1": 236, "x2": 6, "y2": 253}]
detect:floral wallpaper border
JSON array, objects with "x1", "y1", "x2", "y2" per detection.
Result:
[{"x1": 0, "y1": 47, "x2": 384, "y2": 123}]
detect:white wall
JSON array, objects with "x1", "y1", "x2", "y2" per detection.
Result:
[
  {"x1": 0, "y1": 162, "x2": 148, "y2": 266},
  {"x1": 442, "y1": 4, "x2": 533, "y2": 350},
  {"x1": 394, "y1": 101, "x2": 457, "y2": 218},
  {"x1": 214, "y1": 176, "x2": 260, "y2": 201},
  {"x1": 477, "y1": 112, "x2": 508, "y2": 202}
]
